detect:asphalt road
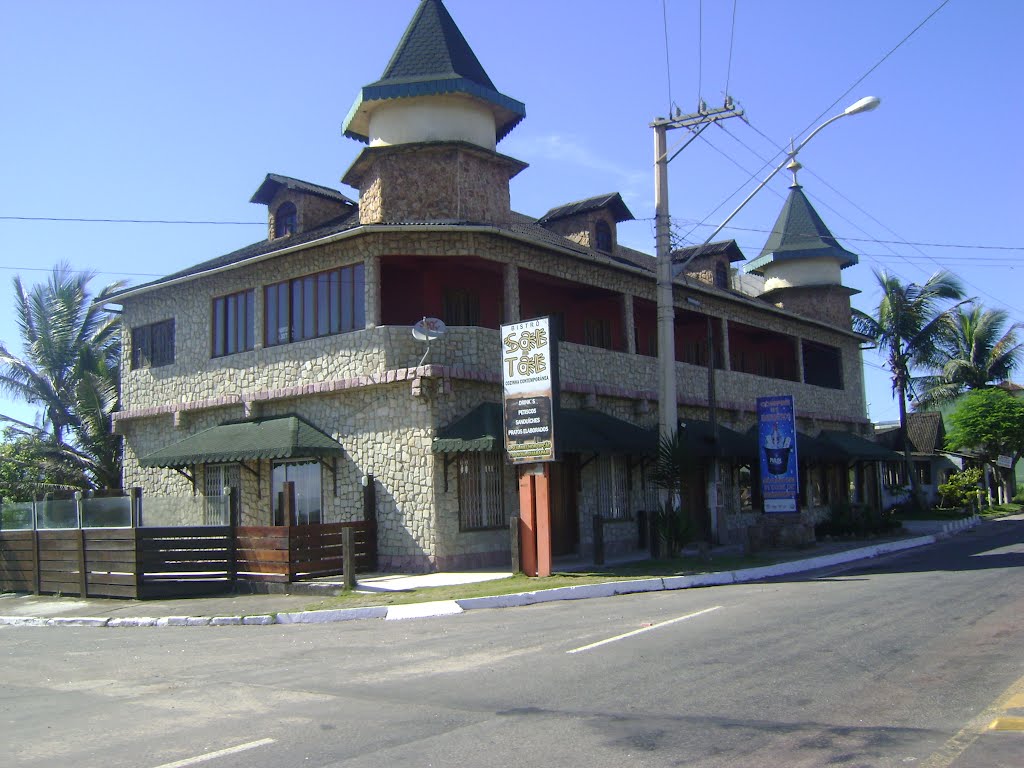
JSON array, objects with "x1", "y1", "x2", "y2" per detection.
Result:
[{"x1": 3, "y1": 518, "x2": 1023, "y2": 768}]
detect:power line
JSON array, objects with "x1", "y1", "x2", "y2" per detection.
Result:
[
  {"x1": 655, "y1": 217, "x2": 1024, "y2": 253},
  {"x1": 724, "y1": 0, "x2": 738, "y2": 97},
  {"x1": 794, "y1": 0, "x2": 952, "y2": 139}
]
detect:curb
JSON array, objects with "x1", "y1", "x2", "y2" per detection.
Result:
[{"x1": 0, "y1": 518, "x2": 982, "y2": 629}]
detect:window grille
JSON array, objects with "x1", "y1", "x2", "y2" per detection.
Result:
[
  {"x1": 458, "y1": 452, "x2": 505, "y2": 530},
  {"x1": 597, "y1": 455, "x2": 629, "y2": 520}
]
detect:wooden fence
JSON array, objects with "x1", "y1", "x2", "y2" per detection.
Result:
[
  {"x1": 0, "y1": 484, "x2": 379, "y2": 599},
  {"x1": 0, "y1": 525, "x2": 237, "y2": 600},
  {"x1": 236, "y1": 521, "x2": 377, "y2": 582}
]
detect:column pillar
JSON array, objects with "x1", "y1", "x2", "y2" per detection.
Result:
[
  {"x1": 622, "y1": 294, "x2": 636, "y2": 354},
  {"x1": 517, "y1": 464, "x2": 552, "y2": 577},
  {"x1": 719, "y1": 317, "x2": 731, "y2": 371},
  {"x1": 365, "y1": 253, "x2": 381, "y2": 328},
  {"x1": 503, "y1": 263, "x2": 520, "y2": 324},
  {"x1": 795, "y1": 336, "x2": 805, "y2": 383}
]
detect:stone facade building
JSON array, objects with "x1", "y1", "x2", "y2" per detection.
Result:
[{"x1": 106, "y1": 0, "x2": 886, "y2": 572}]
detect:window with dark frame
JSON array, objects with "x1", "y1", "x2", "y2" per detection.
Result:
[
  {"x1": 264, "y1": 263, "x2": 365, "y2": 347},
  {"x1": 443, "y1": 288, "x2": 481, "y2": 327},
  {"x1": 131, "y1": 319, "x2": 175, "y2": 370},
  {"x1": 595, "y1": 220, "x2": 613, "y2": 252},
  {"x1": 915, "y1": 461, "x2": 932, "y2": 485},
  {"x1": 212, "y1": 289, "x2": 255, "y2": 358},
  {"x1": 583, "y1": 317, "x2": 613, "y2": 350},
  {"x1": 458, "y1": 452, "x2": 505, "y2": 530},
  {"x1": 802, "y1": 340, "x2": 844, "y2": 389},
  {"x1": 714, "y1": 261, "x2": 729, "y2": 289},
  {"x1": 274, "y1": 202, "x2": 297, "y2": 238}
]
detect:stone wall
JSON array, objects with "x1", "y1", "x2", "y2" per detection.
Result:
[
  {"x1": 766, "y1": 285, "x2": 853, "y2": 329},
  {"x1": 355, "y1": 145, "x2": 516, "y2": 225},
  {"x1": 265, "y1": 189, "x2": 352, "y2": 240}
]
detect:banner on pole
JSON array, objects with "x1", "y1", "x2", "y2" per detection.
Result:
[
  {"x1": 502, "y1": 317, "x2": 559, "y2": 464},
  {"x1": 757, "y1": 395, "x2": 799, "y2": 513}
]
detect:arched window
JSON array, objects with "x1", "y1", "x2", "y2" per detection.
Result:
[
  {"x1": 274, "y1": 202, "x2": 297, "y2": 238},
  {"x1": 714, "y1": 261, "x2": 729, "y2": 289},
  {"x1": 595, "y1": 220, "x2": 613, "y2": 252}
]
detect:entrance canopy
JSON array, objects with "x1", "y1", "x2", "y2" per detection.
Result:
[
  {"x1": 432, "y1": 402, "x2": 655, "y2": 456},
  {"x1": 818, "y1": 430, "x2": 901, "y2": 461},
  {"x1": 139, "y1": 416, "x2": 346, "y2": 469},
  {"x1": 676, "y1": 420, "x2": 753, "y2": 458}
]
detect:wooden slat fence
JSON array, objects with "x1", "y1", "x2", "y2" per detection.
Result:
[
  {"x1": 0, "y1": 526, "x2": 236, "y2": 599},
  {"x1": 236, "y1": 521, "x2": 377, "y2": 582},
  {"x1": 1, "y1": 486, "x2": 379, "y2": 597}
]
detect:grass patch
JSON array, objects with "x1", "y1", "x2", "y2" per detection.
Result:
[
  {"x1": 895, "y1": 507, "x2": 973, "y2": 521},
  {"x1": 302, "y1": 547, "x2": 872, "y2": 612},
  {"x1": 980, "y1": 502, "x2": 1022, "y2": 519}
]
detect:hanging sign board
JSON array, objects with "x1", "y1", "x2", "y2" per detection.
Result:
[
  {"x1": 501, "y1": 317, "x2": 559, "y2": 464},
  {"x1": 757, "y1": 395, "x2": 799, "y2": 513}
]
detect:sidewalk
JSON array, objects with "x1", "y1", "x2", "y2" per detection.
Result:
[{"x1": 0, "y1": 516, "x2": 982, "y2": 628}]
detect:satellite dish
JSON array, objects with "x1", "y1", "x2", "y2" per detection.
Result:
[
  {"x1": 412, "y1": 317, "x2": 447, "y2": 364},
  {"x1": 412, "y1": 317, "x2": 447, "y2": 342}
]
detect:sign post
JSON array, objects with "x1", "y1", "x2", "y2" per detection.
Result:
[
  {"x1": 502, "y1": 317, "x2": 558, "y2": 576},
  {"x1": 757, "y1": 395, "x2": 799, "y2": 514}
]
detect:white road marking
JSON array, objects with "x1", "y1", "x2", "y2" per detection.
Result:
[
  {"x1": 567, "y1": 605, "x2": 723, "y2": 654},
  {"x1": 152, "y1": 738, "x2": 276, "y2": 768}
]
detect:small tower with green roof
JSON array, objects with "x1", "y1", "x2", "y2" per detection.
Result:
[
  {"x1": 744, "y1": 159, "x2": 860, "y2": 327},
  {"x1": 341, "y1": 0, "x2": 527, "y2": 225}
]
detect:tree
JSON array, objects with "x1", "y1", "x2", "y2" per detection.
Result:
[
  {"x1": 0, "y1": 430, "x2": 79, "y2": 502},
  {"x1": 852, "y1": 269, "x2": 966, "y2": 507},
  {"x1": 915, "y1": 305, "x2": 1024, "y2": 408},
  {"x1": 945, "y1": 388, "x2": 1024, "y2": 503},
  {"x1": 0, "y1": 264, "x2": 125, "y2": 490}
]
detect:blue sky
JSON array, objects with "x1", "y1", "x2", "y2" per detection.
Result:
[{"x1": 1, "y1": 0, "x2": 1021, "y2": 431}]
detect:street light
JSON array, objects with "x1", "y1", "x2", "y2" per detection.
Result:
[{"x1": 653, "y1": 95, "x2": 880, "y2": 540}]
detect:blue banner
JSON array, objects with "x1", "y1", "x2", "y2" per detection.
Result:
[{"x1": 757, "y1": 395, "x2": 799, "y2": 513}]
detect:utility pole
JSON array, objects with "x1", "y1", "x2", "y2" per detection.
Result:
[{"x1": 652, "y1": 101, "x2": 743, "y2": 541}]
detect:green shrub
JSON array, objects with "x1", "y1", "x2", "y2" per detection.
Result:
[
  {"x1": 937, "y1": 467, "x2": 984, "y2": 509},
  {"x1": 816, "y1": 503, "x2": 900, "y2": 538},
  {"x1": 651, "y1": 499, "x2": 694, "y2": 556}
]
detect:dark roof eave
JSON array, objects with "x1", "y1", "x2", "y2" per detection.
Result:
[
  {"x1": 342, "y1": 80, "x2": 526, "y2": 145},
  {"x1": 745, "y1": 248, "x2": 859, "y2": 274}
]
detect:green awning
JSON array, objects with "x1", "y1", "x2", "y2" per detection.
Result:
[
  {"x1": 432, "y1": 403, "x2": 656, "y2": 456},
  {"x1": 432, "y1": 403, "x2": 505, "y2": 453},
  {"x1": 139, "y1": 416, "x2": 346, "y2": 469},
  {"x1": 559, "y1": 408, "x2": 655, "y2": 455},
  {"x1": 675, "y1": 420, "x2": 754, "y2": 458},
  {"x1": 818, "y1": 430, "x2": 900, "y2": 461}
]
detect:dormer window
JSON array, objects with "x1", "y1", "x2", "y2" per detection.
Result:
[
  {"x1": 274, "y1": 202, "x2": 297, "y2": 238},
  {"x1": 714, "y1": 261, "x2": 729, "y2": 289},
  {"x1": 595, "y1": 220, "x2": 612, "y2": 253}
]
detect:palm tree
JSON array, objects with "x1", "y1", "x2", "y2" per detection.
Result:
[
  {"x1": 852, "y1": 269, "x2": 966, "y2": 506},
  {"x1": 914, "y1": 305, "x2": 1024, "y2": 408},
  {"x1": 0, "y1": 264, "x2": 125, "y2": 489}
]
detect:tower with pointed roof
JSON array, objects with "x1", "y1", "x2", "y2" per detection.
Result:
[
  {"x1": 341, "y1": 0, "x2": 527, "y2": 225},
  {"x1": 744, "y1": 160, "x2": 860, "y2": 327}
]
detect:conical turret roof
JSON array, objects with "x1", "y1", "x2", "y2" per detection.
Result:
[
  {"x1": 745, "y1": 184, "x2": 858, "y2": 275},
  {"x1": 343, "y1": 0, "x2": 525, "y2": 144}
]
